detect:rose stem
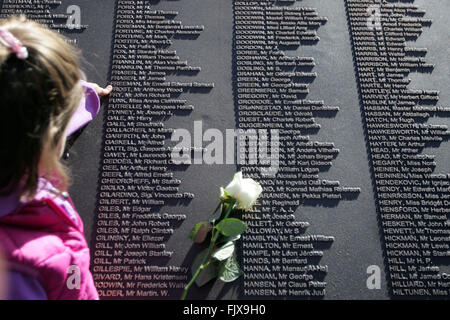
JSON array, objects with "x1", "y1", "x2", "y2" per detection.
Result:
[{"x1": 181, "y1": 200, "x2": 237, "y2": 300}]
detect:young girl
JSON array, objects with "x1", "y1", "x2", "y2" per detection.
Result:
[{"x1": 0, "y1": 16, "x2": 112, "y2": 299}]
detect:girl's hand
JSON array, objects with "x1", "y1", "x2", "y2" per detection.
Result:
[{"x1": 88, "y1": 82, "x2": 113, "y2": 97}]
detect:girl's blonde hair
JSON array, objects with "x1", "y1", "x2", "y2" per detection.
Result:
[{"x1": 0, "y1": 16, "x2": 84, "y2": 198}]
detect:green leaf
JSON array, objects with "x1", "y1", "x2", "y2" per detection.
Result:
[
  {"x1": 188, "y1": 222, "x2": 211, "y2": 243},
  {"x1": 218, "y1": 255, "x2": 243, "y2": 283},
  {"x1": 191, "y1": 249, "x2": 218, "y2": 287},
  {"x1": 222, "y1": 197, "x2": 236, "y2": 206},
  {"x1": 220, "y1": 187, "x2": 231, "y2": 201},
  {"x1": 212, "y1": 241, "x2": 235, "y2": 261},
  {"x1": 209, "y1": 203, "x2": 223, "y2": 224},
  {"x1": 220, "y1": 188, "x2": 237, "y2": 205},
  {"x1": 216, "y1": 218, "x2": 248, "y2": 237}
]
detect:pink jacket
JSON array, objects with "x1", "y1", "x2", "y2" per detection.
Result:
[
  {"x1": 0, "y1": 81, "x2": 101, "y2": 300},
  {"x1": 0, "y1": 182, "x2": 99, "y2": 299}
]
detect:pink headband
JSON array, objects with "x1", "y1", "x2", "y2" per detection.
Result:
[{"x1": 0, "y1": 27, "x2": 28, "y2": 59}]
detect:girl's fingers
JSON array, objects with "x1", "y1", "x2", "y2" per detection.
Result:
[
  {"x1": 89, "y1": 82, "x2": 113, "y2": 97},
  {"x1": 98, "y1": 85, "x2": 113, "y2": 96}
]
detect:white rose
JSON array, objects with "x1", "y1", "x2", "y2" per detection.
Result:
[{"x1": 221, "y1": 172, "x2": 262, "y2": 210}]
